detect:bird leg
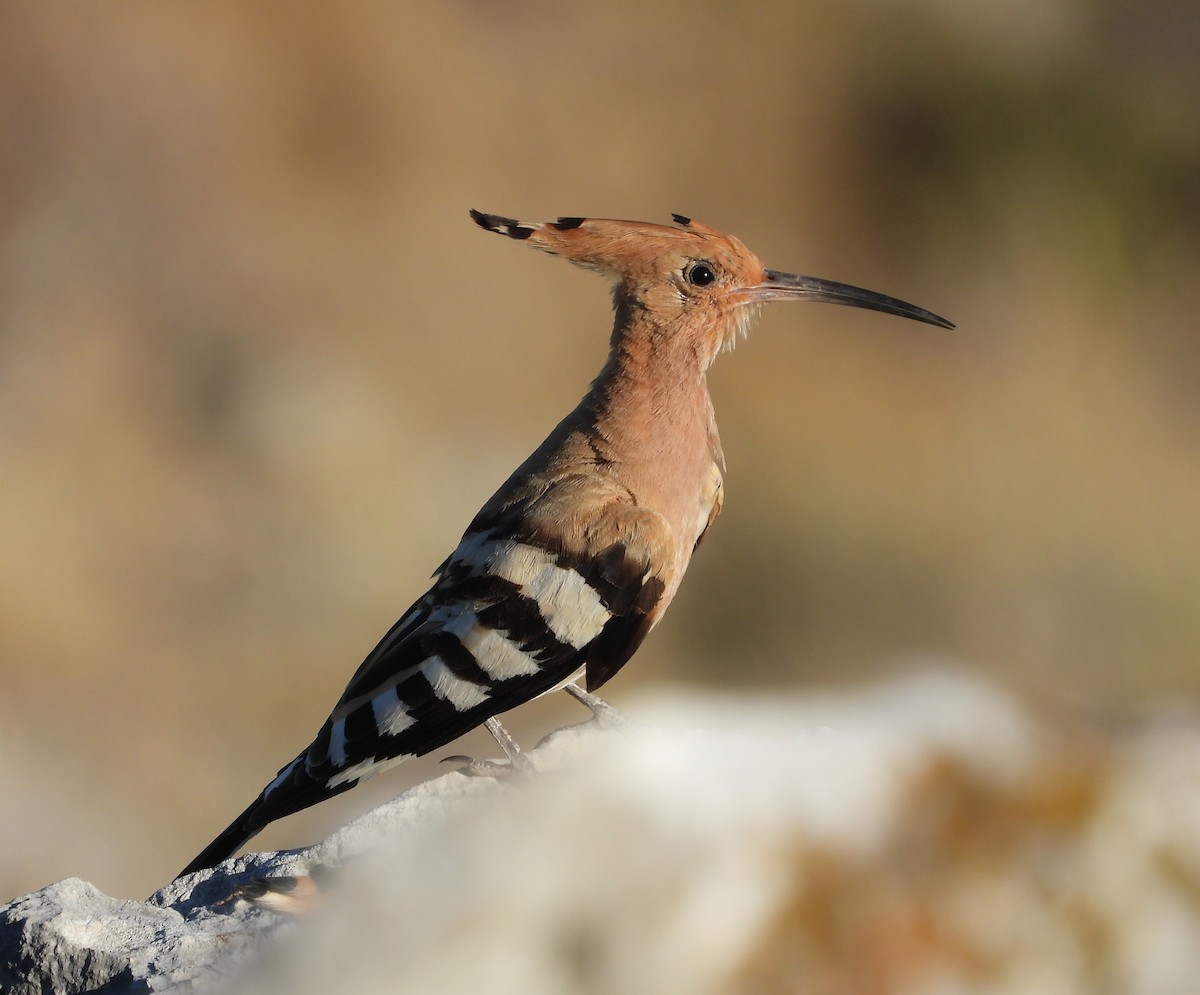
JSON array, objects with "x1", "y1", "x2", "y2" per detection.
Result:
[
  {"x1": 442, "y1": 715, "x2": 535, "y2": 777},
  {"x1": 563, "y1": 681, "x2": 627, "y2": 729}
]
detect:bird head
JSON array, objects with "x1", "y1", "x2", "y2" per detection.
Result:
[{"x1": 470, "y1": 210, "x2": 952, "y2": 365}]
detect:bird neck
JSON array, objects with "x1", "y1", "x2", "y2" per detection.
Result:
[{"x1": 584, "y1": 297, "x2": 724, "y2": 469}]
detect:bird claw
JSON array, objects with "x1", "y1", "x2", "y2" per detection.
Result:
[
  {"x1": 440, "y1": 715, "x2": 535, "y2": 777},
  {"x1": 441, "y1": 755, "x2": 523, "y2": 778}
]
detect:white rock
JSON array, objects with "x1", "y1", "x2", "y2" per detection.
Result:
[{"x1": 4, "y1": 670, "x2": 1200, "y2": 995}]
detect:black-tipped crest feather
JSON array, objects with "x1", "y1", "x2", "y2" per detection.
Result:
[{"x1": 470, "y1": 209, "x2": 534, "y2": 239}]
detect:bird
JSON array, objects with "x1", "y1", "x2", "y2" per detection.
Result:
[{"x1": 178, "y1": 210, "x2": 952, "y2": 878}]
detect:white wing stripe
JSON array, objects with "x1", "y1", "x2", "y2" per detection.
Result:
[
  {"x1": 371, "y1": 685, "x2": 416, "y2": 737},
  {"x1": 327, "y1": 718, "x2": 347, "y2": 767},
  {"x1": 446, "y1": 612, "x2": 543, "y2": 680},
  {"x1": 422, "y1": 656, "x2": 490, "y2": 710},
  {"x1": 448, "y1": 537, "x2": 612, "y2": 651},
  {"x1": 264, "y1": 758, "x2": 300, "y2": 798},
  {"x1": 519, "y1": 559, "x2": 610, "y2": 649},
  {"x1": 326, "y1": 752, "x2": 413, "y2": 789}
]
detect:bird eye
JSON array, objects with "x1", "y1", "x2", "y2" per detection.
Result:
[{"x1": 685, "y1": 261, "x2": 716, "y2": 287}]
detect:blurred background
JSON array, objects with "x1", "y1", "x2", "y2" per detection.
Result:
[{"x1": 1, "y1": 1, "x2": 1197, "y2": 901}]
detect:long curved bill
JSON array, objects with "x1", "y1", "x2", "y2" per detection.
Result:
[{"x1": 748, "y1": 269, "x2": 955, "y2": 329}]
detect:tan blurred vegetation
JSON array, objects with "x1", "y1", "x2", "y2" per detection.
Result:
[{"x1": 1, "y1": 1, "x2": 1197, "y2": 900}]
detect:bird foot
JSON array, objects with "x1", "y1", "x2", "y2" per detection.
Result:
[
  {"x1": 563, "y1": 681, "x2": 628, "y2": 729},
  {"x1": 443, "y1": 691, "x2": 624, "y2": 775},
  {"x1": 442, "y1": 715, "x2": 535, "y2": 777},
  {"x1": 442, "y1": 756, "x2": 522, "y2": 777}
]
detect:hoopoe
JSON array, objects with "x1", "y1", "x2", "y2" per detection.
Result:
[{"x1": 178, "y1": 210, "x2": 952, "y2": 878}]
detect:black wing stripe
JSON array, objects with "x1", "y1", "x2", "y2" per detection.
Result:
[
  {"x1": 423, "y1": 630, "x2": 496, "y2": 686},
  {"x1": 294, "y1": 534, "x2": 667, "y2": 788}
]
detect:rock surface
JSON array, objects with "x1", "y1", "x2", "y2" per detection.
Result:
[
  {"x1": 0, "y1": 767, "x2": 506, "y2": 994},
  {"x1": 4, "y1": 671, "x2": 1200, "y2": 994}
]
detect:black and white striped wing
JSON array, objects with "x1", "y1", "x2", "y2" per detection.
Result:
[
  {"x1": 265, "y1": 527, "x2": 664, "y2": 809},
  {"x1": 179, "y1": 517, "x2": 668, "y2": 876}
]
